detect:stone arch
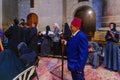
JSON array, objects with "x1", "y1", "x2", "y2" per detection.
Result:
[
  {"x1": 68, "y1": 1, "x2": 92, "y2": 23},
  {"x1": 74, "y1": 6, "x2": 96, "y2": 41},
  {"x1": 68, "y1": 0, "x2": 102, "y2": 31},
  {"x1": 27, "y1": 13, "x2": 38, "y2": 27}
]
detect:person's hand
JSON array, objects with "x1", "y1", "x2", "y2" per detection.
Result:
[
  {"x1": 108, "y1": 36, "x2": 112, "y2": 39},
  {"x1": 61, "y1": 39, "x2": 66, "y2": 45},
  {"x1": 109, "y1": 32, "x2": 115, "y2": 37},
  {"x1": 88, "y1": 48, "x2": 93, "y2": 53}
]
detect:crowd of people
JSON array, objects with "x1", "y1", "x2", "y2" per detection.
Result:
[
  {"x1": 0, "y1": 18, "x2": 72, "y2": 80},
  {"x1": 0, "y1": 18, "x2": 38, "y2": 80},
  {"x1": 87, "y1": 22, "x2": 120, "y2": 72},
  {"x1": 0, "y1": 17, "x2": 119, "y2": 80}
]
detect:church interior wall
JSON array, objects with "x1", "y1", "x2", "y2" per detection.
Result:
[
  {"x1": 2, "y1": 0, "x2": 18, "y2": 31},
  {"x1": 66, "y1": 0, "x2": 102, "y2": 31},
  {"x1": 30, "y1": 0, "x2": 63, "y2": 31},
  {"x1": 2, "y1": 0, "x2": 64, "y2": 31},
  {"x1": 92, "y1": 0, "x2": 102, "y2": 30},
  {"x1": 0, "y1": 0, "x2": 63, "y2": 31},
  {"x1": 2, "y1": 0, "x2": 103, "y2": 32},
  {"x1": 66, "y1": 0, "x2": 79, "y2": 25},
  {"x1": 18, "y1": 0, "x2": 30, "y2": 21},
  {"x1": 102, "y1": 0, "x2": 120, "y2": 28},
  {"x1": 66, "y1": 0, "x2": 93, "y2": 25}
]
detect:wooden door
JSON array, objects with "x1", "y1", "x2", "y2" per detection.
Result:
[{"x1": 27, "y1": 13, "x2": 38, "y2": 27}]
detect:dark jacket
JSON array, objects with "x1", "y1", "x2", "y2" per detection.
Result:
[
  {"x1": 28, "y1": 27, "x2": 38, "y2": 53},
  {"x1": 105, "y1": 30, "x2": 119, "y2": 43},
  {"x1": 20, "y1": 47, "x2": 37, "y2": 67},
  {"x1": 5, "y1": 25, "x2": 22, "y2": 54},
  {"x1": 21, "y1": 27, "x2": 30, "y2": 44},
  {"x1": 0, "y1": 49, "x2": 24, "y2": 80}
]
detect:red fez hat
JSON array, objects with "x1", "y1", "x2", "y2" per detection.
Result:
[{"x1": 71, "y1": 17, "x2": 82, "y2": 28}]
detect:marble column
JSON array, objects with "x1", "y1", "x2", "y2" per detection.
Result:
[
  {"x1": 92, "y1": 0, "x2": 102, "y2": 30},
  {"x1": 18, "y1": 0, "x2": 30, "y2": 20},
  {"x1": 102, "y1": 0, "x2": 120, "y2": 28},
  {"x1": 62, "y1": 0, "x2": 67, "y2": 23},
  {"x1": 93, "y1": 0, "x2": 120, "y2": 42},
  {"x1": 2, "y1": 0, "x2": 18, "y2": 30}
]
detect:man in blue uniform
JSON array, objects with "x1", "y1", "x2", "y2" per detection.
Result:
[{"x1": 62, "y1": 17, "x2": 88, "y2": 80}]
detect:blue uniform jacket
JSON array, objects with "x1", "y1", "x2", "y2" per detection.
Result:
[{"x1": 66, "y1": 31, "x2": 88, "y2": 72}]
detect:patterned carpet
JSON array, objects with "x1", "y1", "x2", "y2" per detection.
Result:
[{"x1": 34, "y1": 57, "x2": 120, "y2": 80}]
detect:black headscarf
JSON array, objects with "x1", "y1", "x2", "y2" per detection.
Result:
[
  {"x1": 20, "y1": 18, "x2": 25, "y2": 22},
  {"x1": 46, "y1": 25, "x2": 51, "y2": 35},
  {"x1": 17, "y1": 42, "x2": 32, "y2": 55},
  {"x1": 14, "y1": 18, "x2": 19, "y2": 25},
  {"x1": 109, "y1": 22, "x2": 116, "y2": 31},
  {"x1": 63, "y1": 23, "x2": 72, "y2": 40}
]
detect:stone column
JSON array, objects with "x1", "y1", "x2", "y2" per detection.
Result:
[
  {"x1": 102, "y1": 0, "x2": 120, "y2": 28},
  {"x1": 62, "y1": 0, "x2": 66, "y2": 23},
  {"x1": 92, "y1": 0, "x2": 102, "y2": 30},
  {"x1": 0, "y1": 0, "x2": 2, "y2": 29},
  {"x1": 18, "y1": 0, "x2": 30, "y2": 20},
  {"x1": 93, "y1": 0, "x2": 120, "y2": 42},
  {"x1": 2, "y1": 0, "x2": 18, "y2": 30}
]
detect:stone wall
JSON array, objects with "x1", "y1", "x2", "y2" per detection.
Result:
[
  {"x1": 92, "y1": 0, "x2": 102, "y2": 30},
  {"x1": 18, "y1": 0, "x2": 30, "y2": 21},
  {"x1": 66, "y1": 0, "x2": 79, "y2": 24},
  {"x1": 30, "y1": 0, "x2": 63, "y2": 31},
  {"x1": 102, "y1": 0, "x2": 120, "y2": 27},
  {"x1": 17, "y1": 0, "x2": 103, "y2": 31},
  {"x1": 66, "y1": 0, "x2": 92, "y2": 24},
  {"x1": 2, "y1": 0, "x2": 103, "y2": 31},
  {"x1": 66, "y1": 0, "x2": 102, "y2": 30},
  {"x1": 2, "y1": 0, "x2": 18, "y2": 31}
]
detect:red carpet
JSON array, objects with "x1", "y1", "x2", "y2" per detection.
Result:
[{"x1": 34, "y1": 57, "x2": 120, "y2": 80}]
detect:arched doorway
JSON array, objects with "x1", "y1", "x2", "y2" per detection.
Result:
[
  {"x1": 74, "y1": 6, "x2": 96, "y2": 41},
  {"x1": 27, "y1": 13, "x2": 38, "y2": 27}
]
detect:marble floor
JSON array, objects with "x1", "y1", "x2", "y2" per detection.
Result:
[{"x1": 34, "y1": 57, "x2": 120, "y2": 80}]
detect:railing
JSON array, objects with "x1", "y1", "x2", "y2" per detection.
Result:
[{"x1": 13, "y1": 66, "x2": 37, "y2": 80}]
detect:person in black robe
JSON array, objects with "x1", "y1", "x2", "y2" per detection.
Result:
[
  {"x1": 20, "y1": 23, "x2": 30, "y2": 44},
  {"x1": 63, "y1": 23, "x2": 72, "y2": 41},
  {"x1": 5, "y1": 18, "x2": 22, "y2": 55},
  {"x1": 37, "y1": 31, "x2": 44, "y2": 54},
  {"x1": 17, "y1": 42, "x2": 37, "y2": 68},
  {"x1": 41, "y1": 25, "x2": 52, "y2": 56},
  {"x1": 0, "y1": 49, "x2": 24, "y2": 80},
  {"x1": 62, "y1": 23, "x2": 72, "y2": 56},
  {"x1": 28, "y1": 22, "x2": 38, "y2": 54}
]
